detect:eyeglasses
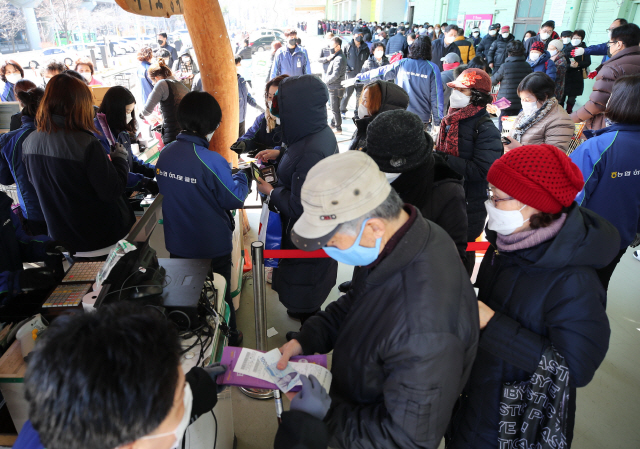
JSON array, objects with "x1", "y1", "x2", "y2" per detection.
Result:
[
  {"x1": 606, "y1": 41, "x2": 619, "y2": 47},
  {"x1": 487, "y1": 189, "x2": 515, "y2": 206}
]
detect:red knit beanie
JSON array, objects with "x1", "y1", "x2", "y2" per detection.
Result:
[
  {"x1": 487, "y1": 144, "x2": 584, "y2": 213},
  {"x1": 531, "y1": 41, "x2": 545, "y2": 53}
]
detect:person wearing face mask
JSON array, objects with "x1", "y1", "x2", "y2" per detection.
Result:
[
  {"x1": 561, "y1": 29, "x2": 590, "y2": 113},
  {"x1": 526, "y1": 40, "x2": 556, "y2": 80},
  {"x1": 406, "y1": 31, "x2": 416, "y2": 47},
  {"x1": 231, "y1": 74, "x2": 286, "y2": 159},
  {"x1": 93, "y1": 86, "x2": 158, "y2": 195},
  {"x1": 547, "y1": 39, "x2": 568, "y2": 101},
  {"x1": 386, "y1": 25, "x2": 409, "y2": 57},
  {"x1": 38, "y1": 60, "x2": 66, "y2": 90},
  {"x1": 322, "y1": 37, "x2": 347, "y2": 134},
  {"x1": 340, "y1": 30, "x2": 371, "y2": 119},
  {"x1": 446, "y1": 144, "x2": 615, "y2": 449},
  {"x1": 366, "y1": 110, "x2": 468, "y2": 262},
  {"x1": 571, "y1": 23, "x2": 640, "y2": 130},
  {"x1": 73, "y1": 58, "x2": 102, "y2": 86},
  {"x1": 0, "y1": 60, "x2": 24, "y2": 101},
  {"x1": 560, "y1": 30, "x2": 573, "y2": 52},
  {"x1": 505, "y1": 72, "x2": 574, "y2": 153},
  {"x1": 453, "y1": 27, "x2": 476, "y2": 64},
  {"x1": 157, "y1": 32, "x2": 178, "y2": 68},
  {"x1": 270, "y1": 29, "x2": 312, "y2": 79},
  {"x1": 374, "y1": 30, "x2": 389, "y2": 49},
  {"x1": 278, "y1": 150, "x2": 478, "y2": 449},
  {"x1": 435, "y1": 68, "x2": 502, "y2": 274},
  {"x1": 360, "y1": 42, "x2": 389, "y2": 77},
  {"x1": 432, "y1": 25, "x2": 463, "y2": 71},
  {"x1": 522, "y1": 30, "x2": 536, "y2": 43},
  {"x1": 441, "y1": 53, "x2": 462, "y2": 109},
  {"x1": 142, "y1": 59, "x2": 189, "y2": 145},
  {"x1": 570, "y1": 18, "x2": 628, "y2": 65},
  {"x1": 156, "y1": 92, "x2": 248, "y2": 346},
  {"x1": 172, "y1": 51, "x2": 199, "y2": 90},
  {"x1": 476, "y1": 24, "x2": 499, "y2": 59},
  {"x1": 487, "y1": 25, "x2": 514, "y2": 72},
  {"x1": 318, "y1": 32, "x2": 336, "y2": 74},
  {"x1": 431, "y1": 24, "x2": 442, "y2": 39},
  {"x1": 524, "y1": 20, "x2": 559, "y2": 53},
  {"x1": 490, "y1": 40, "x2": 533, "y2": 131},
  {"x1": 469, "y1": 28, "x2": 482, "y2": 47}
]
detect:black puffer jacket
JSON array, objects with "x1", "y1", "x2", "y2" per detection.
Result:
[
  {"x1": 441, "y1": 110, "x2": 502, "y2": 241},
  {"x1": 296, "y1": 207, "x2": 479, "y2": 449},
  {"x1": 447, "y1": 204, "x2": 617, "y2": 448},
  {"x1": 563, "y1": 42, "x2": 591, "y2": 97},
  {"x1": 491, "y1": 55, "x2": 533, "y2": 114},
  {"x1": 487, "y1": 34, "x2": 514, "y2": 70},
  {"x1": 348, "y1": 80, "x2": 409, "y2": 152},
  {"x1": 476, "y1": 34, "x2": 497, "y2": 59},
  {"x1": 269, "y1": 75, "x2": 339, "y2": 313},
  {"x1": 391, "y1": 153, "x2": 468, "y2": 261},
  {"x1": 343, "y1": 41, "x2": 370, "y2": 78}
]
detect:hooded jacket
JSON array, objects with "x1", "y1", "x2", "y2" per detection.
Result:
[
  {"x1": 571, "y1": 46, "x2": 640, "y2": 130},
  {"x1": 527, "y1": 50, "x2": 557, "y2": 80},
  {"x1": 0, "y1": 116, "x2": 44, "y2": 223},
  {"x1": 447, "y1": 204, "x2": 616, "y2": 448},
  {"x1": 487, "y1": 34, "x2": 514, "y2": 70},
  {"x1": 490, "y1": 55, "x2": 532, "y2": 113},
  {"x1": 476, "y1": 33, "x2": 497, "y2": 59},
  {"x1": 269, "y1": 75, "x2": 339, "y2": 313},
  {"x1": 295, "y1": 207, "x2": 479, "y2": 449},
  {"x1": 571, "y1": 123, "x2": 640, "y2": 250},
  {"x1": 357, "y1": 58, "x2": 444, "y2": 125},
  {"x1": 22, "y1": 115, "x2": 133, "y2": 253},
  {"x1": 348, "y1": 80, "x2": 409, "y2": 152},
  {"x1": 453, "y1": 36, "x2": 476, "y2": 64}
]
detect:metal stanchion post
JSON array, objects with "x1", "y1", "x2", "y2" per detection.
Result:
[{"x1": 240, "y1": 241, "x2": 274, "y2": 400}]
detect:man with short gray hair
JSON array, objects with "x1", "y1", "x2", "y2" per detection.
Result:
[{"x1": 277, "y1": 151, "x2": 479, "y2": 449}]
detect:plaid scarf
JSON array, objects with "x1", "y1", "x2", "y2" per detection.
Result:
[{"x1": 436, "y1": 105, "x2": 484, "y2": 157}]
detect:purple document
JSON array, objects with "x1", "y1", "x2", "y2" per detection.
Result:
[{"x1": 493, "y1": 97, "x2": 512, "y2": 110}]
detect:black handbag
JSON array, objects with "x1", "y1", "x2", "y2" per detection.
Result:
[{"x1": 499, "y1": 346, "x2": 570, "y2": 448}]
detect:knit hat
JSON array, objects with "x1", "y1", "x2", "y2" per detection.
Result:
[
  {"x1": 365, "y1": 110, "x2": 433, "y2": 173},
  {"x1": 501, "y1": 26, "x2": 510, "y2": 33},
  {"x1": 530, "y1": 41, "x2": 545, "y2": 53},
  {"x1": 447, "y1": 68, "x2": 492, "y2": 93},
  {"x1": 487, "y1": 144, "x2": 584, "y2": 214}
]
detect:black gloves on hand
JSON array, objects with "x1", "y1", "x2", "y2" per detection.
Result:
[
  {"x1": 203, "y1": 363, "x2": 228, "y2": 394},
  {"x1": 110, "y1": 142, "x2": 128, "y2": 161},
  {"x1": 230, "y1": 140, "x2": 246, "y2": 155},
  {"x1": 142, "y1": 178, "x2": 159, "y2": 195},
  {"x1": 44, "y1": 240, "x2": 74, "y2": 256},
  {"x1": 19, "y1": 268, "x2": 57, "y2": 293}
]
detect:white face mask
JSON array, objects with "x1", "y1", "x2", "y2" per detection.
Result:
[
  {"x1": 375, "y1": 51, "x2": 384, "y2": 59},
  {"x1": 521, "y1": 100, "x2": 538, "y2": 116},
  {"x1": 607, "y1": 29, "x2": 612, "y2": 39},
  {"x1": 358, "y1": 102, "x2": 369, "y2": 118},
  {"x1": 485, "y1": 200, "x2": 530, "y2": 235},
  {"x1": 501, "y1": 33, "x2": 509, "y2": 39},
  {"x1": 489, "y1": 30, "x2": 497, "y2": 36},
  {"x1": 473, "y1": 32, "x2": 480, "y2": 37},
  {"x1": 205, "y1": 131, "x2": 215, "y2": 142},
  {"x1": 125, "y1": 113, "x2": 133, "y2": 124},
  {"x1": 571, "y1": 38, "x2": 581, "y2": 47},
  {"x1": 562, "y1": 37, "x2": 571, "y2": 44},
  {"x1": 275, "y1": 117, "x2": 281, "y2": 125},
  {"x1": 445, "y1": 35, "x2": 455, "y2": 44},
  {"x1": 540, "y1": 32, "x2": 551, "y2": 40},
  {"x1": 549, "y1": 49, "x2": 558, "y2": 57},
  {"x1": 6, "y1": 73, "x2": 20, "y2": 84},
  {"x1": 524, "y1": 36, "x2": 531, "y2": 42},
  {"x1": 81, "y1": 72, "x2": 92, "y2": 82},
  {"x1": 139, "y1": 383, "x2": 193, "y2": 449},
  {"x1": 384, "y1": 172, "x2": 401, "y2": 183},
  {"x1": 529, "y1": 52, "x2": 541, "y2": 61},
  {"x1": 450, "y1": 89, "x2": 471, "y2": 109}
]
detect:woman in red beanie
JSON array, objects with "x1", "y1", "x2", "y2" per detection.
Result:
[{"x1": 446, "y1": 144, "x2": 619, "y2": 449}]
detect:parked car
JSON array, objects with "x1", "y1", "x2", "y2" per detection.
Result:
[
  {"x1": 117, "y1": 40, "x2": 136, "y2": 53},
  {"x1": 120, "y1": 38, "x2": 140, "y2": 53},
  {"x1": 248, "y1": 29, "x2": 286, "y2": 54},
  {"x1": 138, "y1": 36, "x2": 158, "y2": 50},
  {"x1": 64, "y1": 43, "x2": 92, "y2": 58},
  {"x1": 41, "y1": 47, "x2": 79, "y2": 63}
]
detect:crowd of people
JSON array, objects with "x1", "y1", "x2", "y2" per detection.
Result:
[{"x1": 0, "y1": 14, "x2": 638, "y2": 449}]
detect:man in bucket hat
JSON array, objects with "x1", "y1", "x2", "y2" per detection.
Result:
[{"x1": 276, "y1": 151, "x2": 479, "y2": 449}]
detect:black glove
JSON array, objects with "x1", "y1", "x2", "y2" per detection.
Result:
[
  {"x1": 19, "y1": 268, "x2": 57, "y2": 293},
  {"x1": 203, "y1": 363, "x2": 228, "y2": 394},
  {"x1": 110, "y1": 142, "x2": 128, "y2": 161},
  {"x1": 230, "y1": 140, "x2": 246, "y2": 155},
  {"x1": 44, "y1": 240, "x2": 74, "y2": 256},
  {"x1": 141, "y1": 178, "x2": 159, "y2": 195}
]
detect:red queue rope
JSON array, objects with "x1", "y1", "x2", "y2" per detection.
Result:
[{"x1": 262, "y1": 242, "x2": 491, "y2": 259}]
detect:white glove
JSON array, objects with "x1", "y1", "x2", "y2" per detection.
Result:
[
  {"x1": 341, "y1": 77, "x2": 357, "y2": 88},
  {"x1": 572, "y1": 47, "x2": 585, "y2": 57}
]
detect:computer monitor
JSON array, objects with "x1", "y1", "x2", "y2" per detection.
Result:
[{"x1": 127, "y1": 194, "x2": 163, "y2": 243}]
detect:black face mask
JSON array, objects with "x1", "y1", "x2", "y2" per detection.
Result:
[
  {"x1": 355, "y1": 36, "x2": 363, "y2": 43},
  {"x1": 288, "y1": 39, "x2": 297, "y2": 46},
  {"x1": 330, "y1": 47, "x2": 336, "y2": 54},
  {"x1": 158, "y1": 39, "x2": 164, "y2": 45}
]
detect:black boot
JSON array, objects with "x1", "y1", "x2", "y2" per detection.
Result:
[{"x1": 228, "y1": 329, "x2": 243, "y2": 346}]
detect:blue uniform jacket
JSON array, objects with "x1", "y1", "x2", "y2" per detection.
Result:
[
  {"x1": 1, "y1": 82, "x2": 15, "y2": 102},
  {"x1": 238, "y1": 113, "x2": 283, "y2": 154},
  {"x1": 357, "y1": 58, "x2": 444, "y2": 125},
  {"x1": 93, "y1": 118, "x2": 155, "y2": 190},
  {"x1": 0, "y1": 116, "x2": 44, "y2": 222},
  {"x1": 155, "y1": 133, "x2": 249, "y2": 258},
  {"x1": 270, "y1": 46, "x2": 311, "y2": 79},
  {"x1": 238, "y1": 74, "x2": 259, "y2": 123},
  {"x1": 138, "y1": 61, "x2": 153, "y2": 104},
  {"x1": 570, "y1": 124, "x2": 640, "y2": 250},
  {"x1": 527, "y1": 51, "x2": 557, "y2": 80},
  {"x1": 584, "y1": 42, "x2": 609, "y2": 64}
]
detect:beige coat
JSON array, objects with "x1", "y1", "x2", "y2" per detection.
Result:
[{"x1": 510, "y1": 103, "x2": 575, "y2": 153}]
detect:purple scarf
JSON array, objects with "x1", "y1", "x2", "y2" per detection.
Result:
[{"x1": 496, "y1": 214, "x2": 567, "y2": 252}]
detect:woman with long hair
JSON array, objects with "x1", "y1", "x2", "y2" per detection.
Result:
[{"x1": 22, "y1": 74, "x2": 133, "y2": 256}]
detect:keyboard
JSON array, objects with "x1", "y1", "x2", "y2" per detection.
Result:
[
  {"x1": 43, "y1": 284, "x2": 91, "y2": 308},
  {"x1": 62, "y1": 262, "x2": 104, "y2": 284}
]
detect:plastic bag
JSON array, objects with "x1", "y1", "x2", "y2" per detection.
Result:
[{"x1": 258, "y1": 203, "x2": 282, "y2": 268}]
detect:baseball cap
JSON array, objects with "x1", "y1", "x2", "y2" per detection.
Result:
[
  {"x1": 441, "y1": 52, "x2": 462, "y2": 63},
  {"x1": 489, "y1": 24, "x2": 500, "y2": 31},
  {"x1": 501, "y1": 26, "x2": 510, "y2": 33},
  {"x1": 291, "y1": 152, "x2": 392, "y2": 250}
]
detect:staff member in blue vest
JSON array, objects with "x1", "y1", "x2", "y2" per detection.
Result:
[
  {"x1": 156, "y1": 91, "x2": 249, "y2": 346},
  {"x1": 270, "y1": 29, "x2": 312, "y2": 79}
]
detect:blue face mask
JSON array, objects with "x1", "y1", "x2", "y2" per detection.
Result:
[{"x1": 323, "y1": 219, "x2": 382, "y2": 266}]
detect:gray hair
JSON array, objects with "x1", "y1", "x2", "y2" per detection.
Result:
[{"x1": 338, "y1": 189, "x2": 404, "y2": 235}]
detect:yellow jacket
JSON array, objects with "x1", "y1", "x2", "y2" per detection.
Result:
[{"x1": 453, "y1": 36, "x2": 476, "y2": 64}]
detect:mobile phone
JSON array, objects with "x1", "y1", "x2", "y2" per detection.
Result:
[{"x1": 501, "y1": 136, "x2": 511, "y2": 145}]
